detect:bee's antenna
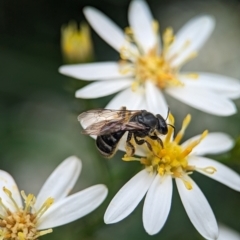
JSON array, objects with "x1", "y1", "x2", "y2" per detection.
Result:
[
  {"x1": 167, "y1": 124, "x2": 175, "y2": 136},
  {"x1": 167, "y1": 124, "x2": 175, "y2": 130}
]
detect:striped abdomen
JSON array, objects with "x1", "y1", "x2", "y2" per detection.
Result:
[{"x1": 96, "y1": 131, "x2": 125, "y2": 158}]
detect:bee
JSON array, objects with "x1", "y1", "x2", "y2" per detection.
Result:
[{"x1": 78, "y1": 107, "x2": 171, "y2": 158}]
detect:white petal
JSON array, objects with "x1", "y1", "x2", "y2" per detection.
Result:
[
  {"x1": 59, "y1": 62, "x2": 127, "y2": 80},
  {"x1": 0, "y1": 170, "x2": 22, "y2": 210},
  {"x1": 189, "y1": 156, "x2": 240, "y2": 192},
  {"x1": 143, "y1": 175, "x2": 172, "y2": 235},
  {"x1": 181, "y1": 132, "x2": 234, "y2": 156},
  {"x1": 167, "y1": 15, "x2": 215, "y2": 67},
  {"x1": 138, "y1": 94, "x2": 148, "y2": 110},
  {"x1": 176, "y1": 176, "x2": 218, "y2": 240},
  {"x1": 128, "y1": 0, "x2": 156, "y2": 53},
  {"x1": 84, "y1": 7, "x2": 125, "y2": 52},
  {"x1": 165, "y1": 85, "x2": 236, "y2": 116},
  {"x1": 180, "y1": 73, "x2": 240, "y2": 99},
  {"x1": 75, "y1": 79, "x2": 132, "y2": 98},
  {"x1": 104, "y1": 169, "x2": 155, "y2": 223},
  {"x1": 38, "y1": 184, "x2": 108, "y2": 229},
  {"x1": 218, "y1": 224, "x2": 240, "y2": 240},
  {"x1": 145, "y1": 81, "x2": 168, "y2": 115},
  {"x1": 35, "y1": 156, "x2": 82, "y2": 209},
  {"x1": 105, "y1": 87, "x2": 144, "y2": 110}
]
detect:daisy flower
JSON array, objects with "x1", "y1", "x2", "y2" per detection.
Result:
[
  {"x1": 59, "y1": 0, "x2": 240, "y2": 116},
  {"x1": 0, "y1": 156, "x2": 108, "y2": 239},
  {"x1": 104, "y1": 114, "x2": 240, "y2": 239}
]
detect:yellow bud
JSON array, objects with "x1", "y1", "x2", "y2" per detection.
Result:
[{"x1": 61, "y1": 21, "x2": 94, "y2": 63}]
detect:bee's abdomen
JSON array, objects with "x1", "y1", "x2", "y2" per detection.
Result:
[{"x1": 96, "y1": 131, "x2": 125, "y2": 158}]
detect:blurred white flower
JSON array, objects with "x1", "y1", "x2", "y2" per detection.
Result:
[
  {"x1": 0, "y1": 156, "x2": 108, "y2": 239},
  {"x1": 59, "y1": 0, "x2": 240, "y2": 116},
  {"x1": 104, "y1": 114, "x2": 240, "y2": 239},
  {"x1": 217, "y1": 224, "x2": 240, "y2": 240}
]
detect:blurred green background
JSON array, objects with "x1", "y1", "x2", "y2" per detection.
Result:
[{"x1": 0, "y1": 0, "x2": 240, "y2": 239}]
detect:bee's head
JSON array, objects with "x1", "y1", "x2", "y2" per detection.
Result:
[{"x1": 156, "y1": 114, "x2": 168, "y2": 135}]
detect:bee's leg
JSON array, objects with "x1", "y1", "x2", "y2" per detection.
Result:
[
  {"x1": 149, "y1": 133, "x2": 164, "y2": 148},
  {"x1": 126, "y1": 131, "x2": 135, "y2": 156},
  {"x1": 133, "y1": 134, "x2": 153, "y2": 153}
]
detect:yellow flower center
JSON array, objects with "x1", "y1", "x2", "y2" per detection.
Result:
[
  {"x1": 123, "y1": 114, "x2": 216, "y2": 190},
  {"x1": 0, "y1": 187, "x2": 54, "y2": 240},
  {"x1": 119, "y1": 22, "x2": 198, "y2": 91}
]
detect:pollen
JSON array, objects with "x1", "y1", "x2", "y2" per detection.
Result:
[
  {"x1": 0, "y1": 187, "x2": 54, "y2": 240},
  {"x1": 119, "y1": 22, "x2": 198, "y2": 91}
]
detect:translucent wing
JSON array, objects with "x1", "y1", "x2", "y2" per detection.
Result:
[
  {"x1": 78, "y1": 108, "x2": 141, "y2": 128},
  {"x1": 82, "y1": 119, "x2": 146, "y2": 135}
]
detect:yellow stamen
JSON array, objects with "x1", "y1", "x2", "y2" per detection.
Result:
[
  {"x1": 199, "y1": 166, "x2": 217, "y2": 174},
  {"x1": 21, "y1": 191, "x2": 36, "y2": 213},
  {"x1": 3, "y1": 187, "x2": 19, "y2": 211},
  {"x1": 35, "y1": 198, "x2": 54, "y2": 221},
  {"x1": 131, "y1": 81, "x2": 139, "y2": 91},
  {"x1": 122, "y1": 155, "x2": 141, "y2": 161},
  {"x1": 152, "y1": 20, "x2": 159, "y2": 34},
  {"x1": 182, "y1": 179, "x2": 193, "y2": 190},
  {"x1": 125, "y1": 27, "x2": 133, "y2": 36},
  {"x1": 183, "y1": 73, "x2": 199, "y2": 79},
  {"x1": 174, "y1": 114, "x2": 191, "y2": 144},
  {"x1": 164, "y1": 113, "x2": 175, "y2": 143},
  {"x1": 37, "y1": 229, "x2": 53, "y2": 237},
  {"x1": 162, "y1": 27, "x2": 175, "y2": 55},
  {"x1": 181, "y1": 130, "x2": 208, "y2": 157},
  {"x1": 0, "y1": 198, "x2": 10, "y2": 215}
]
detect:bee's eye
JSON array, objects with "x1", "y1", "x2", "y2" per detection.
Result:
[{"x1": 161, "y1": 126, "x2": 168, "y2": 134}]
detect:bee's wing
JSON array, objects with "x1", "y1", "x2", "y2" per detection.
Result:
[
  {"x1": 82, "y1": 119, "x2": 146, "y2": 135},
  {"x1": 124, "y1": 122, "x2": 147, "y2": 131},
  {"x1": 78, "y1": 109, "x2": 140, "y2": 128}
]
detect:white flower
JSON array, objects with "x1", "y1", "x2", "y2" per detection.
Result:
[
  {"x1": 59, "y1": 0, "x2": 240, "y2": 116},
  {"x1": 217, "y1": 224, "x2": 240, "y2": 240},
  {"x1": 0, "y1": 156, "x2": 108, "y2": 239},
  {"x1": 104, "y1": 114, "x2": 240, "y2": 239}
]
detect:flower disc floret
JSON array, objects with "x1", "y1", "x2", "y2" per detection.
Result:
[
  {"x1": 119, "y1": 26, "x2": 197, "y2": 91},
  {"x1": 0, "y1": 187, "x2": 53, "y2": 240},
  {"x1": 124, "y1": 114, "x2": 211, "y2": 190}
]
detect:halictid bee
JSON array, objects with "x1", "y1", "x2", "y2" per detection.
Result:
[{"x1": 78, "y1": 107, "x2": 172, "y2": 158}]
